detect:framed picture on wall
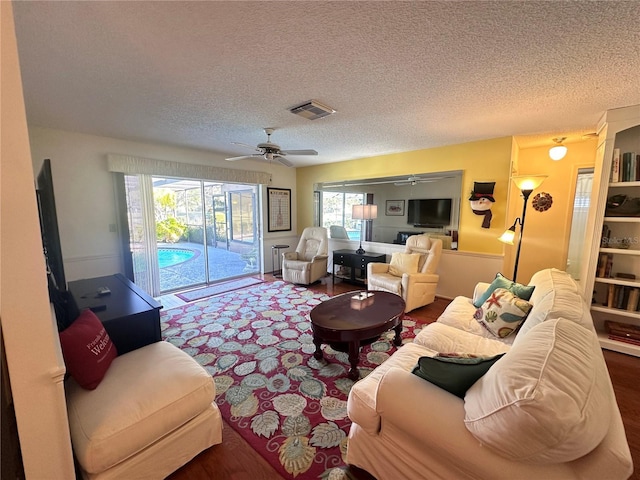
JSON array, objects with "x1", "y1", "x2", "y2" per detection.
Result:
[
  {"x1": 385, "y1": 200, "x2": 405, "y2": 216},
  {"x1": 267, "y1": 187, "x2": 292, "y2": 232}
]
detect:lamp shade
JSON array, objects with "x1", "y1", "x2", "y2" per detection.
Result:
[
  {"x1": 511, "y1": 175, "x2": 547, "y2": 191},
  {"x1": 352, "y1": 204, "x2": 378, "y2": 220},
  {"x1": 498, "y1": 226, "x2": 516, "y2": 245}
]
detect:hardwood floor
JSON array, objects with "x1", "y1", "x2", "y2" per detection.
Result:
[
  {"x1": 168, "y1": 275, "x2": 639, "y2": 480},
  {"x1": 603, "y1": 349, "x2": 640, "y2": 480}
]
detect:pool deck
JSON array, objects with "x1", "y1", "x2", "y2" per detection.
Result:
[{"x1": 159, "y1": 241, "x2": 257, "y2": 292}]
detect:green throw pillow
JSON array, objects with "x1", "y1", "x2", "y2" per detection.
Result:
[
  {"x1": 473, "y1": 272, "x2": 535, "y2": 308},
  {"x1": 411, "y1": 353, "x2": 505, "y2": 398}
]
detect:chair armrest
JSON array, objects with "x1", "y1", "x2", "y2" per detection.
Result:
[
  {"x1": 473, "y1": 282, "x2": 492, "y2": 304},
  {"x1": 403, "y1": 272, "x2": 439, "y2": 284},
  {"x1": 283, "y1": 252, "x2": 298, "y2": 261},
  {"x1": 311, "y1": 254, "x2": 328, "y2": 263},
  {"x1": 368, "y1": 262, "x2": 391, "y2": 274}
]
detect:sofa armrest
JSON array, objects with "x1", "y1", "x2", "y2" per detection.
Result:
[
  {"x1": 375, "y1": 367, "x2": 473, "y2": 448},
  {"x1": 473, "y1": 282, "x2": 492, "y2": 304}
]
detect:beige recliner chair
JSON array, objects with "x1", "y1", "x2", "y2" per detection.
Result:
[
  {"x1": 282, "y1": 227, "x2": 329, "y2": 285},
  {"x1": 367, "y1": 235, "x2": 442, "y2": 312},
  {"x1": 329, "y1": 225, "x2": 350, "y2": 239}
]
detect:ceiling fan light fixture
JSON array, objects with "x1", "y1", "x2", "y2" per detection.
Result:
[
  {"x1": 549, "y1": 137, "x2": 567, "y2": 161},
  {"x1": 289, "y1": 100, "x2": 336, "y2": 120}
]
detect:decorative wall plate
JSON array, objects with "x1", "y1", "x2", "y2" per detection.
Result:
[{"x1": 532, "y1": 192, "x2": 553, "y2": 212}]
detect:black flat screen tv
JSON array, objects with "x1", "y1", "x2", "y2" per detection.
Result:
[
  {"x1": 36, "y1": 159, "x2": 67, "y2": 289},
  {"x1": 407, "y1": 198, "x2": 452, "y2": 227}
]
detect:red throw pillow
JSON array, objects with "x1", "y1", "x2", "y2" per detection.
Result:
[{"x1": 59, "y1": 309, "x2": 117, "y2": 390}]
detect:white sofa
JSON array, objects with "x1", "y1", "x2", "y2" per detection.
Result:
[{"x1": 346, "y1": 268, "x2": 633, "y2": 480}]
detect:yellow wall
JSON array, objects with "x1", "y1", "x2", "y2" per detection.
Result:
[
  {"x1": 297, "y1": 137, "x2": 514, "y2": 254},
  {"x1": 505, "y1": 138, "x2": 598, "y2": 283}
]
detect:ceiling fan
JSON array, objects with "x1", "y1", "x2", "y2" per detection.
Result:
[
  {"x1": 225, "y1": 128, "x2": 318, "y2": 167},
  {"x1": 393, "y1": 175, "x2": 454, "y2": 186}
]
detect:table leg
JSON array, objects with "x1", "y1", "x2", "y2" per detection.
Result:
[
  {"x1": 348, "y1": 341, "x2": 360, "y2": 380},
  {"x1": 393, "y1": 322, "x2": 403, "y2": 346},
  {"x1": 313, "y1": 337, "x2": 324, "y2": 360}
]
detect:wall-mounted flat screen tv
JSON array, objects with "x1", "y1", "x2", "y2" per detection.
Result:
[
  {"x1": 407, "y1": 198, "x2": 452, "y2": 227},
  {"x1": 36, "y1": 158, "x2": 67, "y2": 289}
]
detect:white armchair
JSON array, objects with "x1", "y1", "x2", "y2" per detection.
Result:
[
  {"x1": 282, "y1": 227, "x2": 329, "y2": 285},
  {"x1": 367, "y1": 235, "x2": 442, "y2": 312},
  {"x1": 329, "y1": 225, "x2": 350, "y2": 239}
]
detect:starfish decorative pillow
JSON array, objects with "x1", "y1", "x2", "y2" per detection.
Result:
[{"x1": 474, "y1": 288, "x2": 532, "y2": 338}]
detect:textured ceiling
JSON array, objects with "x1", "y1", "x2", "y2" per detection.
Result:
[{"x1": 12, "y1": 1, "x2": 640, "y2": 168}]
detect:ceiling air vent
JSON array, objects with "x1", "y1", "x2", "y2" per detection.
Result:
[{"x1": 289, "y1": 100, "x2": 336, "y2": 120}]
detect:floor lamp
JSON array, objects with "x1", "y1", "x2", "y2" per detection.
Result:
[
  {"x1": 498, "y1": 175, "x2": 547, "y2": 282},
  {"x1": 352, "y1": 204, "x2": 377, "y2": 254}
]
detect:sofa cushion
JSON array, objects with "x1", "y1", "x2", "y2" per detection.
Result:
[
  {"x1": 474, "y1": 288, "x2": 532, "y2": 338},
  {"x1": 414, "y1": 322, "x2": 511, "y2": 357},
  {"x1": 436, "y1": 296, "x2": 517, "y2": 345},
  {"x1": 66, "y1": 341, "x2": 215, "y2": 474},
  {"x1": 412, "y1": 353, "x2": 504, "y2": 398},
  {"x1": 473, "y1": 272, "x2": 535, "y2": 308},
  {"x1": 514, "y1": 269, "x2": 594, "y2": 347},
  {"x1": 464, "y1": 318, "x2": 611, "y2": 464},
  {"x1": 388, "y1": 252, "x2": 421, "y2": 276},
  {"x1": 59, "y1": 309, "x2": 118, "y2": 390}
]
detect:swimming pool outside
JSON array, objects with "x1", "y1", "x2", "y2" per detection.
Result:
[
  {"x1": 157, "y1": 242, "x2": 258, "y2": 292},
  {"x1": 157, "y1": 248, "x2": 197, "y2": 268}
]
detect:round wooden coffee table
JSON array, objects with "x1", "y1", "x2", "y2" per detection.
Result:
[{"x1": 309, "y1": 291, "x2": 405, "y2": 380}]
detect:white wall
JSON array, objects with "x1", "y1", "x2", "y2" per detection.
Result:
[
  {"x1": 28, "y1": 127, "x2": 299, "y2": 282},
  {"x1": 1, "y1": 3, "x2": 75, "y2": 477}
]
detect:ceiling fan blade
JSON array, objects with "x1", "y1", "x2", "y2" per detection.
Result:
[
  {"x1": 280, "y1": 149, "x2": 318, "y2": 156},
  {"x1": 231, "y1": 142, "x2": 260, "y2": 152},
  {"x1": 225, "y1": 155, "x2": 260, "y2": 162},
  {"x1": 274, "y1": 156, "x2": 294, "y2": 167}
]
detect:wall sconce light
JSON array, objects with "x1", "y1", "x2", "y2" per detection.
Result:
[
  {"x1": 498, "y1": 175, "x2": 547, "y2": 281},
  {"x1": 352, "y1": 204, "x2": 378, "y2": 254},
  {"x1": 549, "y1": 137, "x2": 567, "y2": 161}
]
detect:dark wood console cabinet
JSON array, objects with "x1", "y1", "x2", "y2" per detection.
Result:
[
  {"x1": 333, "y1": 249, "x2": 386, "y2": 285},
  {"x1": 69, "y1": 273, "x2": 162, "y2": 355}
]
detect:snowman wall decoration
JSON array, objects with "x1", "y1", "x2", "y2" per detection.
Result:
[{"x1": 469, "y1": 181, "x2": 495, "y2": 228}]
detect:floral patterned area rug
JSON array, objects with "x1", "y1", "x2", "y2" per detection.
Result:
[{"x1": 161, "y1": 281, "x2": 423, "y2": 479}]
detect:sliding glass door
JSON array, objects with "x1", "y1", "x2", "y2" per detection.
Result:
[{"x1": 124, "y1": 175, "x2": 260, "y2": 296}]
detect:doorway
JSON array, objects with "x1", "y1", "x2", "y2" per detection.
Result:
[{"x1": 566, "y1": 168, "x2": 594, "y2": 280}]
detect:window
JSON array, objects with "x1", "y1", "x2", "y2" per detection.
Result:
[{"x1": 321, "y1": 191, "x2": 365, "y2": 240}]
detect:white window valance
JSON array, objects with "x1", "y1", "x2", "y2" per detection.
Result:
[{"x1": 107, "y1": 154, "x2": 272, "y2": 185}]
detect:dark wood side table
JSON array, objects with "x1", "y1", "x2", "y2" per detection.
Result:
[
  {"x1": 310, "y1": 291, "x2": 405, "y2": 380},
  {"x1": 332, "y1": 249, "x2": 386, "y2": 285},
  {"x1": 69, "y1": 273, "x2": 162, "y2": 355}
]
